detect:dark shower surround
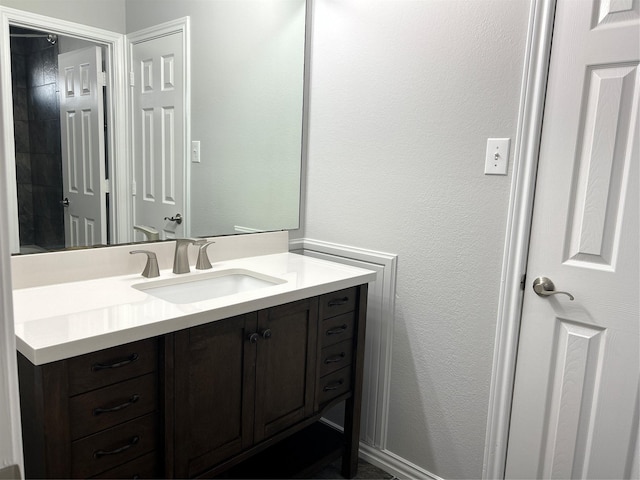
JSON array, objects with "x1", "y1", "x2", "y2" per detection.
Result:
[{"x1": 11, "y1": 28, "x2": 64, "y2": 251}]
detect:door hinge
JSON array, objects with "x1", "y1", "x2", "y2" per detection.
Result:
[
  {"x1": 103, "y1": 179, "x2": 110, "y2": 193},
  {"x1": 520, "y1": 273, "x2": 527, "y2": 291},
  {"x1": 132, "y1": 181, "x2": 137, "y2": 196},
  {"x1": 129, "y1": 71, "x2": 135, "y2": 87},
  {"x1": 100, "y1": 71, "x2": 107, "y2": 87}
]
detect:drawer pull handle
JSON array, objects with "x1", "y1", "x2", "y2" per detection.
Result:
[
  {"x1": 324, "y1": 353, "x2": 346, "y2": 364},
  {"x1": 92, "y1": 353, "x2": 139, "y2": 372},
  {"x1": 328, "y1": 297, "x2": 349, "y2": 307},
  {"x1": 93, "y1": 435, "x2": 139, "y2": 458},
  {"x1": 326, "y1": 324, "x2": 348, "y2": 336},
  {"x1": 323, "y1": 379, "x2": 344, "y2": 392},
  {"x1": 93, "y1": 394, "x2": 140, "y2": 416}
]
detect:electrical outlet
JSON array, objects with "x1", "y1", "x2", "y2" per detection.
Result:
[{"x1": 484, "y1": 138, "x2": 510, "y2": 175}]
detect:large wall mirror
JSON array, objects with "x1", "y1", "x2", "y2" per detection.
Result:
[{"x1": 0, "y1": 0, "x2": 306, "y2": 255}]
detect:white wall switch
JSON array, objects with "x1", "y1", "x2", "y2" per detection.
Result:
[
  {"x1": 484, "y1": 138, "x2": 510, "y2": 175},
  {"x1": 191, "y1": 140, "x2": 201, "y2": 163}
]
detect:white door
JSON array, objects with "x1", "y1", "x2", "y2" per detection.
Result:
[
  {"x1": 130, "y1": 31, "x2": 185, "y2": 241},
  {"x1": 506, "y1": 1, "x2": 639, "y2": 479},
  {"x1": 58, "y1": 46, "x2": 107, "y2": 247}
]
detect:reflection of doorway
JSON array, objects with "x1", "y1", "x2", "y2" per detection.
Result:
[{"x1": 9, "y1": 27, "x2": 108, "y2": 252}]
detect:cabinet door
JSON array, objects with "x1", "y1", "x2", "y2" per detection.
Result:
[
  {"x1": 254, "y1": 298, "x2": 318, "y2": 442},
  {"x1": 173, "y1": 313, "x2": 257, "y2": 478}
]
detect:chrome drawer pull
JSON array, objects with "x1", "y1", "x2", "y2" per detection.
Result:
[
  {"x1": 91, "y1": 353, "x2": 139, "y2": 372},
  {"x1": 323, "y1": 379, "x2": 344, "y2": 392},
  {"x1": 93, "y1": 435, "x2": 139, "y2": 458},
  {"x1": 93, "y1": 394, "x2": 140, "y2": 416},
  {"x1": 328, "y1": 297, "x2": 349, "y2": 307},
  {"x1": 324, "y1": 353, "x2": 346, "y2": 364},
  {"x1": 326, "y1": 324, "x2": 348, "y2": 336}
]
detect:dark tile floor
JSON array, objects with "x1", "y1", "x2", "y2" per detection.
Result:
[{"x1": 313, "y1": 458, "x2": 395, "y2": 479}]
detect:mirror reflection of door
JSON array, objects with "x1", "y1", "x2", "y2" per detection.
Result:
[
  {"x1": 10, "y1": 27, "x2": 109, "y2": 252},
  {"x1": 58, "y1": 46, "x2": 107, "y2": 248},
  {"x1": 130, "y1": 30, "x2": 186, "y2": 241}
]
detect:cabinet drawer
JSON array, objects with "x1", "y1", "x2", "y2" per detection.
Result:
[
  {"x1": 69, "y1": 373, "x2": 158, "y2": 440},
  {"x1": 71, "y1": 413, "x2": 157, "y2": 478},
  {"x1": 319, "y1": 287, "x2": 357, "y2": 319},
  {"x1": 67, "y1": 338, "x2": 158, "y2": 395},
  {"x1": 319, "y1": 340, "x2": 353, "y2": 377},
  {"x1": 320, "y1": 312, "x2": 355, "y2": 348},
  {"x1": 317, "y1": 366, "x2": 352, "y2": 406},
  {"x1": 90, "y1": 451, "x2": 159, "y2": 479}
]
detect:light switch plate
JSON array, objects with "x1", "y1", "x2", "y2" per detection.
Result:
[
  {"x1": 484, "y1": 138, "x2": 510, "y2": 175},
  {"x1": 191, "y1": 140, "x2": 201, "y2": 163}
]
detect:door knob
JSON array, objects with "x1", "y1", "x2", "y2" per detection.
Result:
[
  {"x1": 532, "y1": 277, "x2": 574, "y2": 300},
  {"x1": 164, "y1": 213, "x2": 183, "y2": 224},
  {"x1": 60, "y1": 197, "x2": 70, "y2": 207}
]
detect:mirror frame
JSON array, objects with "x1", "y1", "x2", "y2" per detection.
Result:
[{"x1": 0, "y1": 5, "x2": 130, "y2": 254}]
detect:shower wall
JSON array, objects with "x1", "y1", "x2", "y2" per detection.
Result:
[{"x1": 11, "y1": 28, "x2": 64, "y2": 250}]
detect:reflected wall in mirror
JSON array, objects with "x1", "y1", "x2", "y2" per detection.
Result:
[{"x1": 0, "y1": 0, "x2": 306, "y2": 254}]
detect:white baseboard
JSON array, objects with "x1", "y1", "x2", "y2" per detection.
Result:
[
  {"x1": 360, "y1": 444, "x2": 445, "y2": 480},
  {"x1": 320, "y1": 418, "x2": 443, "y2": 480}
]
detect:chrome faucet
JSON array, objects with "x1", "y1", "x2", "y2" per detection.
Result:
[{"x1": 173, "y1": 239, "x2": 195, "y2": 274}]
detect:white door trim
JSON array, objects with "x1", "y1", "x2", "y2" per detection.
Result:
[
  {"x1": 0, "y1": 190, "x2": 22, "y2": 479},
  {"x1": 481, "y1": 0, "x2": 557, "y2": 478},
  {"x1": 0, "y1": 5, "x2": 129, "y2": 251},
  {"x1": 126, "y1": 17, "x2": 191, "y2": 237}
]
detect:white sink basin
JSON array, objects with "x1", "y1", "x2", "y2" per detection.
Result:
[{"x1": 133, "y1": 268, "x2": 286, "y2": 304}]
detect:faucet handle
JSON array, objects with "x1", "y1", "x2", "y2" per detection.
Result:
[
  {"x1": 130, "y1": 250, "x2": 160, "y2": 278},
  {"x1": 195, "y1": 240, "x2": 215, "y2": 270}
]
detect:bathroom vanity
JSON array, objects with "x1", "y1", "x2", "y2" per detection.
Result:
[{"x1": 13, "y1": 237, "x2": 375, "y2": 479}]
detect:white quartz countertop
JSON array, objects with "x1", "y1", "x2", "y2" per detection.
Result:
[{"x1": 13, "y1": 253, "x2": 376, "y2": 365}]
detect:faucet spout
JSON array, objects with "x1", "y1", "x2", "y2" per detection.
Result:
[{"x1": 173, "y1": 239, "x2": 195, "y2": 274}]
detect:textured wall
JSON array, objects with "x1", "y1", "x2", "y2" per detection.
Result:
[
  {"x1": 0, "y1": 0, "x2": 126, "y2": 32},
  {"x1": 300, "y1": 0, "x2": 531, "y2": 477}
]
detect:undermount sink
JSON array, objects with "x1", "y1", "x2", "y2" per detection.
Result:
[{"x1": 133, "y1": 268, "x2": 286, "y2": 304}]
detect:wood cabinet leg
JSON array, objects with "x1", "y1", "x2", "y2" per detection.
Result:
[
  {"x1": 341, "y1": 395, "x2": 361, "y2": 478},
  {"x1": 341, "y1": 284, "x2": 368, "y2": 479}
]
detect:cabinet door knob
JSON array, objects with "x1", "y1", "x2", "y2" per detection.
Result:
[
  {"x1": 261, "y1": 329, "x2": 272, "y2": 340},
  {"x1": 248, "y1": 333, "x2": 259, "y2": 344}
]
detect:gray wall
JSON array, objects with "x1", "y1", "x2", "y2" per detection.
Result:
[
  {"x1": 0, "y1": 0, "x2": 126, "y2": 32},
  {"x1": 298, "y1": 0, "x2": 532, "y2": 477}
]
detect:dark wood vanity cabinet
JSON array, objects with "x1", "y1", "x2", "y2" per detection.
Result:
[
  {"x1": 18, "y1": 338, "x2": 162, "y2": 479},
  {"x1": 171, "y1": 297, "x2": 319, "y2": 478},
  {"x1": 18, "y1": 284, "x2": 368, "y2": 479}
]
